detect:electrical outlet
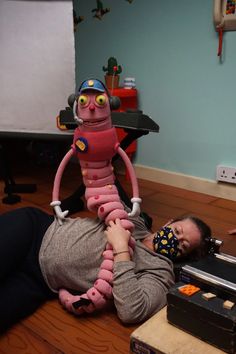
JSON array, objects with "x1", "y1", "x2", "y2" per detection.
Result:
[{"x1": 216, "y1": 165, "x2": 236, "y2": 184}]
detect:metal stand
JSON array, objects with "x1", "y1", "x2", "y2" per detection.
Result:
[{"x1": 0, "y1": 143, "x2": 37, "y2": 204}]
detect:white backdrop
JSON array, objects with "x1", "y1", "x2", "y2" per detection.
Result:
[{"x1": 0, "y1": 0, "x2": 75, "y2": 135}]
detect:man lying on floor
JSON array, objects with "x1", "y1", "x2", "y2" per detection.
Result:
[{"x1": 0, "y1": 205, "x2": 212, "y2": 333}]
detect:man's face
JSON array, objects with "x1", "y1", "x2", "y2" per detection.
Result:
[{"x1": 168, "y1": 219, "x2": 201, "y2": 257}]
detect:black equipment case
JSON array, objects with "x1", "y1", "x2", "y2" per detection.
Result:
[{"x1": 167, "y1": 253, "x2": 236, "y2": 353}]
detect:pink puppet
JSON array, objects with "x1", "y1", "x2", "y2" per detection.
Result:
[{"x1": 51, "y1": 79, "x2": 141, "y2": 314}]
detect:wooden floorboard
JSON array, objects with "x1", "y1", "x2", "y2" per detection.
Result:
[{"x1": 1, "y1": 148, "x2": 236, "y2": 353}]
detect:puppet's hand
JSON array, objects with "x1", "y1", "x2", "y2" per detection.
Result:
[
  {"x1": 128, "y1": 197, "x2": 142, "y2": 217},
  {"x1": 59, "y1": 288, "x2": 79, "y2": 312},
  {"x1": 50, "y1": 200, "x2": 68, "y2": 225},
  {"x1": 59, "y1": 289, "x2": 94, "y2": 314}
]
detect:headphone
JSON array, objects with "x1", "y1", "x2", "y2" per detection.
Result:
[{"x1": 68, "y1": 79, "x2": 121, "y2": 125}]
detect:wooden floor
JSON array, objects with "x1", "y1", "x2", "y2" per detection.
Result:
[{"x1": 1, "y1": 148, "x2": 236, "y2": 354}]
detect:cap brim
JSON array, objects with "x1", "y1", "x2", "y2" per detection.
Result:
[{"x1": 80, "y1": 87, "x2": 105, "y2": 93}]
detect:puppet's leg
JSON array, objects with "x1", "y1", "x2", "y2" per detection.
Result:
[
  {"x1": 59, "y1": 241, "x2": 135, "y2": 314},
  {"x1": 59, "y1": 244, "x2": 115, "y2": 314}
]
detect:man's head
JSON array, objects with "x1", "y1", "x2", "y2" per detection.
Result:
[
  {"x1": 168, "y1": 215, "x2": 212, "y2": 260},
  {"x1": 153, "y1": 215, "x2": 212, "y2": 261}
]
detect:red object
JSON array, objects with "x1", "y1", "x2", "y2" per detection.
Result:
[
  {"x1": 110, "y1": 88, "x2": 138, "y2": 112},
  {"x1": 109, "y1": 88, "x2": 138, "y2": 179}
]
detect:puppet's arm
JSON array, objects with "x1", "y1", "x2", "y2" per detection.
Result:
[
  {"x1": 50, "y1": 148, "x2": 74, "y2": 224},
  {"x1": 116, "y1": 146, "x2": 141, "y2": 217}
]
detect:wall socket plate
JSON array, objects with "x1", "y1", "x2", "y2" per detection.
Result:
[{"x1": 216, "y1": 165, "x2": 236, "y2": 184}]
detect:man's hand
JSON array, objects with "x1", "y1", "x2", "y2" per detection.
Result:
[{"x1": 105, "y1": 219, "x2": 130, "y2": 252}]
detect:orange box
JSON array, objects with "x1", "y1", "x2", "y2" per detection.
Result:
[{"x1": 178, "y1": 284, "x2": 200, "y2": 297}]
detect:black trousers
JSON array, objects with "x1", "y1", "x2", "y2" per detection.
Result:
[{"x1": 0, "y1": 207, "x2": 56, "y2": 333}]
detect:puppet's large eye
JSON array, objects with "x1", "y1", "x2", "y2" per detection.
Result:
[
  {"x1": 78, "y1": 95, "x2": 88, "y2": 106},
  {"x1": 95, "y1": 94, "x2": 107, "y2": 106}
]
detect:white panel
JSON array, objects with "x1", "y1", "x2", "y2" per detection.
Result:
[{"x1": 0, "y1": 0, "x2": 75, "y2": 135}]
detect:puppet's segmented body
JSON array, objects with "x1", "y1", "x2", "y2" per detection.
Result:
[
  {"x1": 58, "y1": 127, "x2": 135, "y2": 314},
  {"x1": 74, "y1": 127, "x2": 134, "y2": 231},
  {"x1": 83, "y1": 160, "x2": 134, "y2": 230}
]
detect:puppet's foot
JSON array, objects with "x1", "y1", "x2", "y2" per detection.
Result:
[
  {"x1": 59, "y1": 289, "x2": 81, "y2": 312},
  {"x1": 59, "y1": 289, "x2": 95, "y2": 315}
]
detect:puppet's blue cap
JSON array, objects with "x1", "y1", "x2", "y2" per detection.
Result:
[{"x1": 78, "y1": 79, "x2": 105, "y2": 94}]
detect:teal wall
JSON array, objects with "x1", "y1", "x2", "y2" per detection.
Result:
[{"x1": 73, "y1": 0, "x2": 236, "y2": 181}]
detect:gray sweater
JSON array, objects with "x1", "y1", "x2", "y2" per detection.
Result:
[{"x1": 39, "y1": 213, "x2": 175, "y2": 324}]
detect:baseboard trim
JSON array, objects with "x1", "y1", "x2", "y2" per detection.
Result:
[{"x1": 134, "y1": 164, "x2": 236, "y2": 201}]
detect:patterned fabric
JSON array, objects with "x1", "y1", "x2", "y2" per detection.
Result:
[{"x1": 153, "y1": 226, "x2": 179, "y2": 261}]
